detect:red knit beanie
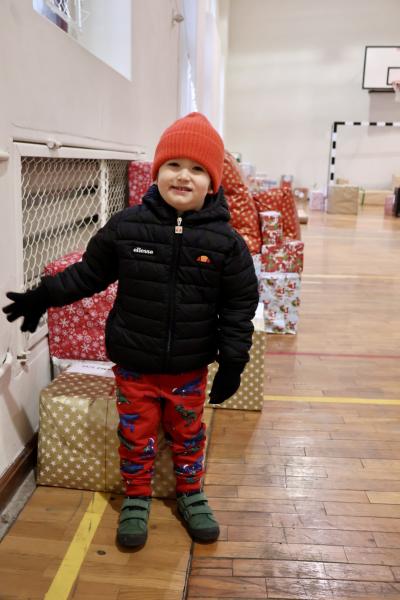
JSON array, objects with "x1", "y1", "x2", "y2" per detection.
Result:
[{"x1": 152, "y1": 112, "x2": 225, "y2": 194}]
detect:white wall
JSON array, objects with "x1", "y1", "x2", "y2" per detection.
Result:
[
  {"x1": 225, "y1": 0, "x2": 400, "y2": 190},
  {"x1": 335, "y1": 125, "x2": 400, "y2": 189},
  {"x1": 0, "y1": 0, "x2": 181, "y2": 477}
]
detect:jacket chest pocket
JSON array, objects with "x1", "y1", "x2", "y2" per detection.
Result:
[
  {"x1": 116, "y1": 241, "x2": 159, "y2": 260},
  {"x1": 180, "y1": 247, "x2": 223, "y2": 289}
]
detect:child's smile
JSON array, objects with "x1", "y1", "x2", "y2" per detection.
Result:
[{"x1": 171, "y1": 185, "x2": 192, "y2": 194}]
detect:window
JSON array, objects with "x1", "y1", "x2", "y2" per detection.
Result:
[{"x1": 33, "y1": 0, "x2": 131, "y2": 79}]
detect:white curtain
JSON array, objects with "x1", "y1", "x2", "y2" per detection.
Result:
[{"x1": 179, "y1": 0, "x2": 225, "y2": 132}]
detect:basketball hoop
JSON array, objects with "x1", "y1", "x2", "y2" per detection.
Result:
[{"x1": 392, "y1": 80, "x2": 400, "y2": 102}]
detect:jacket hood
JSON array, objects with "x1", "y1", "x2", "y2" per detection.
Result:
[{"x1": 142, "y1": 184, "x2": 231, "y2": 225}]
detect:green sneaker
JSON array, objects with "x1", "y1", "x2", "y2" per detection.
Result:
[
  {"x1": 177, "y1": 491, "x2": 220, "y2": 542},
  {"x1": 117, "y1": 497, "x2": 151, "y2": 548}
]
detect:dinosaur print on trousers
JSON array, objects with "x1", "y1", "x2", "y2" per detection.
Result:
[{"x1": 113, "y1": 366, "x2": 208, "y2": 497}]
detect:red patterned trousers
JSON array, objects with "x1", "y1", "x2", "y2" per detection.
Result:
[{"x1": 113, "y1": 365, "x2": 208, "y2": 497}]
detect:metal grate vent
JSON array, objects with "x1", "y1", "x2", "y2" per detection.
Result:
[{"x1": 21, "y1": 157, "x2": 128, "y2": 290}]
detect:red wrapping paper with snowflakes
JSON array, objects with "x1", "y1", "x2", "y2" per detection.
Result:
[
  {"x1": 221, "y1": 151, "x2": 262, "y2": 254},
  {"x1": 44, "y1": 251, "x2": 116, "y2": 360},
  {"x1": 128, "y1": 161, "x2": 152, "y2": 206},
  {"x1": 261, "y1": 240, "x2": 304, "y2": 273},
  {"x1": 259, "y1": 273, "x2": 301, "y2": 334},
  {"x1": 253, "y1": 187, "x2": 301, "y2": 240}
]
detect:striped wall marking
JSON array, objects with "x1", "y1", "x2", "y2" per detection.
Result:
[
  {"x1": 44, "y1": 492, "x2": 109, "y2": 600},
  {"x1": 328, "y1": 120, "x2": 400, "y2": 186},
  {"x1": 264, "y1": 395, "x2": 400, "y2": 405}
]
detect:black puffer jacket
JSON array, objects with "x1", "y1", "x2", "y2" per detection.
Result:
[{"x1": 43, "y1": 185, "x2": 259, "y2": 373}]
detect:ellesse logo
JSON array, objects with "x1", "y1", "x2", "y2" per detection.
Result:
[
  {"x1": 133, "y1": 246, "x2": 154, "y2": 255},
  {"x1": 196, "y1": 255, "x2": 212, "y2": 264}
]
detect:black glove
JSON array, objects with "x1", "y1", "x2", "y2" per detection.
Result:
[
  {"x1": 2, "y1": 285, "x2": 51, "y2": 333},
  {"x1": 209, "y1": 363, "x2": 245, "y2": 405}
]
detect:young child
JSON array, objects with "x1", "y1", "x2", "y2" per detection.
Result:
[{"x1": 3, "y1": 112, "x2": 259, "y2": 548}]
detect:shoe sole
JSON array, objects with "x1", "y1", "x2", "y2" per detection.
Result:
[
  {"x1": 116, "y1": 531, "x2": 147, "y2": 548},
  {"x1": 190, "y1": 528, "x2": 220, "y2": 543},
  {"x1": 177, "y1": 507, "x2": 220, "y2": 543}
]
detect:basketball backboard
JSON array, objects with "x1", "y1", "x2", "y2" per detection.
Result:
[{"x1": 362, "y1": 46, "x2": 400, "y2": 91}]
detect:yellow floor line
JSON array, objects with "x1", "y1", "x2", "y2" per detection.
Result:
[
  {"x1": 264, "y1": 394, "x2": 400, "y2": 405},
  {"x1": 44, "y1": 492, "x2": 109, "y2": 600}
]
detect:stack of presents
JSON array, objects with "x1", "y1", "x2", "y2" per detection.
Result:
[
  {"x1": 37, "y1": 151, "x2": 304, "y2": 497},
  {"x1": 309, "y1": 174, "x2": 400, "y2": 217}
]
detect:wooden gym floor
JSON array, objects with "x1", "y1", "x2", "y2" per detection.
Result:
[{"x1": 1, "y1": 204, "x2": 400, "y2": 599}]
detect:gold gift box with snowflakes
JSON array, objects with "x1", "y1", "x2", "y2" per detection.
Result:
[
  {"x1": 37, "y1": 372, "x2": 213, "y2": 498},
  {"x1": 206, "y1": 330, "x2": 265, "y2": 411}
]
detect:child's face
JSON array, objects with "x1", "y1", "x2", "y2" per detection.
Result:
[{"x1": 157, "y1": 158, "x2": 212, "y2": 212}]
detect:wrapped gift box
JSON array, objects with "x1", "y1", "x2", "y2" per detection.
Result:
[
  {"x1": 252, "y1": 253, "x2": 262, "y2": 280},
  {"x1": 253, "y1": 188, "x2": 301, "y2": 240},
  {"x1": 260, "y1": 273, "x2": 301, "y2": 334},
  {"x1": 222, "y1": 151, "x2": 262, "y2": 255},
  {"x1": 239, "y1": 161, "x2": 256, "y2": 182},
  {"x1": 363, "y1": 189, "x2": 392, "y2": 206},
  {"x1": 261, "y1": 240, "x2": 304, "y2": 273},
  {"x1": 261, "y1": 229, "x2": 283, "y2": 246},
  {"x1": 51, "y1": 358, "x2": 115, "y2": 378},
  {"x1": 259, "y1": 210, "x2": 283, "y2": 245},
  {"x1": 128, "y1": 161, "x2": 152, "y2": 206},
  {"x1": 44, "y1": 252, "x2": 116, "y2": 361},
  {"x1": 248, "y1": 176, "x2": 278, "y2": 192},
  {"x1": 37, "y1": 372, "x2": 213, "y2": 498},
  {"x1": 293, "y1": 187, "x2": 309, "y2": 202},
  {"x1": 206, "y1": 329, "x2": 265, "y2": 411},
  {"x1": 309, "y1": 190, "x2": 325, "y2": 211},
  {"x1": 326, "y1": 185, "x2": 359, "y2": 215},
  {"x1": 384, "y1": 194, "x2": 395, "y2": 216}
]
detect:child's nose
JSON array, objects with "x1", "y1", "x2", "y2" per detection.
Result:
[{"x1": 177, "y1": 168, "x2": 190, "y2": 180}]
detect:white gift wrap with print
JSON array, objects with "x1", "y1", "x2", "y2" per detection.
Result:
[
  {"x1": 309, "y1": 190, "x2": 326, "y2": 211},
  {"x1": 37, "y1": 372, "x2": 213, "y2": 498},
  {"x1": 261, "y1": 241, "x2": 304, "y2": 274},
  {"x1": 260, "y1": 273, "x2": 301, "y2": 334},
  {"x1": 259, "y1": 210, "x2": 284, "y2": 245},
  {"x1": 252, "y1": 253, "x2": 262, "y2": 280}
]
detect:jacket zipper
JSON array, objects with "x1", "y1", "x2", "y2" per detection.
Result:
[{"x1": 165, "y1": 215, "x2": 183, "y2": 369}]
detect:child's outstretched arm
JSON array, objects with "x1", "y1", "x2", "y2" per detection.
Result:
[
  {"x1": 210, "y1": 233, "x2": 259, "y2": 404},
  {"x1": 2, "y1": 211, "x2": 122, "y2": 333}
]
